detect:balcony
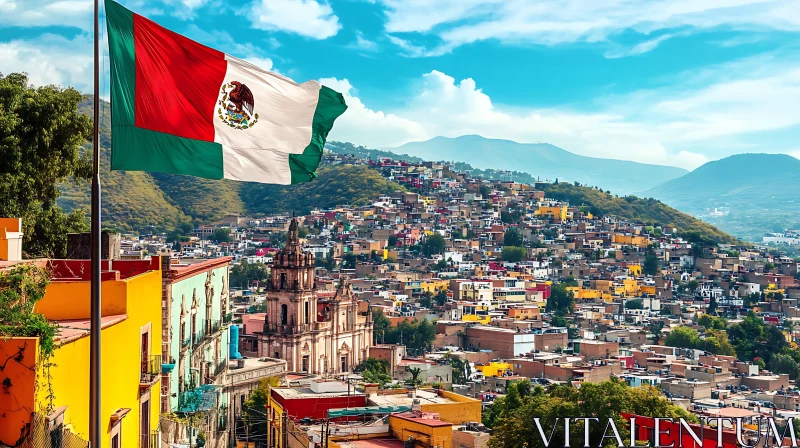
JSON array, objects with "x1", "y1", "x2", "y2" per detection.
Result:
[
  {"x1": 182, "y1": 337, "x2": 191, "y2": 349},
  {"x1": 205, "y1": 319, "x2": 221, "y2": 338},
  {"x1": 140, "y1": 355, "x2": 161, "y2": 388},
  {"x1": 193, "y1": 328, "x2": 206, "y2": 345},
  {"x1": 211, "y1": 359, "x2": 228, "y2": 379},
  {"x1": 177, "y1": 384, "x2": 219, "y2": 413},
  {"x1": 223, "y1": 312, "x2": 232, "y2": 324},
  {"x1": 140, "y1": 432, "x2": 159, "y2": 448}
]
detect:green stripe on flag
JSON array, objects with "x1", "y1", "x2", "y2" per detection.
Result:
[
  {"x1": 105, "y1": 0, "x2": 135, "y2": 127},
  {"x1": 289, "y1": 85, "x2": 348, "y2": 184},
  {"x1": 112, "y1": 126, "x2": 225, "y2": 179}
]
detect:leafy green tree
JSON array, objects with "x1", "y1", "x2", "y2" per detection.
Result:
[
  {"x1": 625, "y1": 299, "x2": 644, "y2": 310},
  {"x1": 479, "y1": 184, "x2": 491, "y2": 197},
  {"x1": 405, "y1": 366, "x2": 423, "y2": 387},
  {"x1": 501, "y1": 246, "x2": 526, "y2": 262},
  {"x1": 372, "y1": 309, "x2": 391, "y2": 344},
  {"x1": 434, "y1": 289, "x2": 449, "y2": 306},
  {"x1": 211, "y1": 228, "x2": 231, "y2": 243},
  {"x1": 702, "y1": 329, "x2": 736, "y2": 356},
  {"x1": 643, "y1": 250, "x2": 659, "y2": 275},
  {"x1": 664, "y1": 326, "x2": 701, "y2": 349},
  {"x1": 728, "y1": 312, "x2": 787, "y2": 363},
  {"x1": 242, "y1": 377, "x2": 281, "y2": 441},
  {"x1": 546, "y1": 283, "x2": 575, "y2": 315},
  {"x1": 486, "y1": 379, "x2": 695, "y2": 448},
  {"x1": 230, "y1": 260, "x2": 269, "y2": 288},
  {"x1": 697, "y1": 314, "x2": 727, "y2": 330},
  {"x1": 342, "y1": 253, "x2": 358, "y2": 269},
  {"x1": 707, "y1": 295, "x2": 718, "y2": 315},
  {"x1": 422, "y1": 233, "x2": 446, "y2": 257},
  {"x1": 504, "y1": 227, "x2": 523, "y2": 247},
  {"x1": 769, "y1": 353, "x2": 800, "y2": 380},
  {"x1": 381, "y1": 318, "x2": 436, "y2": 356},
  {"x1": 449, "y1": 356, "x2": 469, "y2": 385},
  {"x1": 354, "y1": 358, "x2": 393, "y2": 388},
  {"x1": 387, "y1": 235, "x2": 399, "y2": 247},
  {"x1": 1, "y1": 73, "x2": 93, "y2": 257},
  {"x1": 647, "y1": 320, "x2": 665, "y2": 344}
]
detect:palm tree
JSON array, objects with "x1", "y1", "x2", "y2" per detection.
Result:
[{"x1": 406, "y1": 367, "x2": 423, "y2": 387}]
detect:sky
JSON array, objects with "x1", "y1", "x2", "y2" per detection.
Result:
[{"x1": 2, "y1": 0, "x2": 800, "y2": 170}]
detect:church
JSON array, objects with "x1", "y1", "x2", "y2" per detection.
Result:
[{"x1": 246, "y1": 217, "x2": 373, "y2": 374}]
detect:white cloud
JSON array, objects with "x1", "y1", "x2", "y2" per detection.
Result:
[
  {"x1": 320, "y1": 77, "x2": 428, "y2": 147},
  {"x1": 323, "y1": 60, "x2": 800, "y2": 170},
  {"x1": 0, "y1": 34, "x2": 93, "y2": 92},
  {"x1": 379, "y1": 0, "x2": 800, "y2": 55},
  {"x1": 349, "y1": 31, "x2": 379, "y2": 52},
  {"x1": 0, "y1": 0, "x2": 92, "y2": 29},
  {"x1": 605, "y1": 34, "x2": 674, "y2": 59},
  {"x1": 247, "y1": 0, "x2": 341, "y2": 39},
  {"x1": 387, "y1": 35, "x2": 449, "y2": 57}
]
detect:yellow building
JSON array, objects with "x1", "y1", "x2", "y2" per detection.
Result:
[
  {"x1": 568, "y1": 287, "x2": 603, "y2": 301},
  {"x1": 628, "y1": 265, "x2": 643, "y2": 276},
  {"x1": 475, "y1": 361, "x2": 513, "y2": 377},
  {"x1": 0, "y1": 258, "x2": 163, "y2": 448},
  {"x1": 613, "y1": 233, "x2": 650, "y2": 248},
  {"x1": 534, "y1": 205, "x2": 568, "y2": 222},
  {"x1": 420, "y1": 279, "x2": 449, "y2": 294}
]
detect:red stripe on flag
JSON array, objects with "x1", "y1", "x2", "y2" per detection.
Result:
[{"x1": 133, "y1": 14, "x2": 226, "y2": 142}]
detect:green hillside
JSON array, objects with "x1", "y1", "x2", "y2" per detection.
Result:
[
  {"x1": 644, "y1": 153, "x2": 800, "y2": 241},
  {"x1": 59, "y1": 99, "x2": 407, "y2": 231},
  {"x1": 241, "y1": 165, "x2": 407, "y2": 215},
  {"x1": 542, "y1": 183, "x2": 737, "y2": 244},
  {"x1": 150, "y1": 173, "x2": 245, "y2": 222}
]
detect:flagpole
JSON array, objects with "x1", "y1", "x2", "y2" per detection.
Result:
[{"x1": 89, "y1": 0, "x2": 102, "y2": 445}]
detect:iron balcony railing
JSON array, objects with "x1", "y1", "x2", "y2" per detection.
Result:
[
  {"x1": 140, "y1": 355, "x2": 161, "y2": 386},
  {"x1": 139, "y1": 431, "x2": 158, "y2": 448},
  {"x1": 205, "y1": 319, "x2": 221, "y2": 338},
  {"x1": 193, "y1": 327, "x2": 206, "y2": 345},
  {"x1": 182, "y1": 337, "x2": 191, "y2": 349}
]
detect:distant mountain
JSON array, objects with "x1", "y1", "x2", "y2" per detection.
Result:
[
  {"x1": 644, "y1": 153, "x2": 800, "y2": 241},
  {"x1": 386, "y1": 135, "x2": 688, "y2": 194}
]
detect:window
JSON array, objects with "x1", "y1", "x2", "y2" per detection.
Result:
[
  {"x1": 302, "y1": 355, "x2": 309, "y2": 372},
  {"x1": 140, "y1": 332, "x2": 149, "y2": 378},
  {"x1": 281, "y1": 304, "x2": 288, "y2": 325},
  {"x1": 341, "y1": 356, "x2": 347, "y2": 372},
  {"x1": 304, "y1": 301, "x2": 310, "y2": 324},
  {"x1": 140, "y1": 399, "x2": 151, "y2": 447},
  {"x1": 111, "y1": 434, "x2": 120, "y2": 448},
  {"x1": 275, "y1": 351, "x2": 280, "y2": 359}
]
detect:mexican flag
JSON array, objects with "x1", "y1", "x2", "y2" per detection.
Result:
[{"x1": 104, "y1": 0, "x2": 347, "y2": 185}]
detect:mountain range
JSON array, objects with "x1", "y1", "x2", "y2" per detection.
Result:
[
  {"x1": 644, "y1": 153, "x2": 800, "y2": 241},
  {"x1": 385, "y1": 135, "x2": 689, "y2": 195}
]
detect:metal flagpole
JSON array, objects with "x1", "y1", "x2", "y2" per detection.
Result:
[{"x1": 89, "y1": 0, "x2": 102, "y2": 445}]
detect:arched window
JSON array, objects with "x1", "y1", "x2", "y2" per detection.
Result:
[
  {"x1": 305, "y1": 301, "x2": 310, "y2": 324},
  {"x1": 280, "y1": 273, "x2": 287, "y2": 289}
]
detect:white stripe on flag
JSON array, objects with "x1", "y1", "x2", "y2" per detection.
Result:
[
  {"x1": 213, "y1": 54, "x2": 321, "y2": 155},
  {"x1": 221, "y1": 145, "x2": 292, "y2": 185}
]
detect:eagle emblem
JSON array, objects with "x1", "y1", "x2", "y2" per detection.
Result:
[{"x1": 218, "y1": 81, "x2": 258, "y2": 130}]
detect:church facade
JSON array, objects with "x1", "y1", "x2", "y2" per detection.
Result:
[{"x1": 252, "y1": 218, "x2": 373, "y2": 374}]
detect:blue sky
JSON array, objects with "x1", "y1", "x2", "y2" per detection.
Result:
[{"x1": 2, "y1": 0, "x2": 799, "y2": 170}]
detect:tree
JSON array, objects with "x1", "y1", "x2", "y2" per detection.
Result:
[
  {"x1": 664, "y1": 326, "x2": 701, "y2": 350},
  {"x1": 703, "y1": 329, "x2": 736, "y2": 356},
  {"x1": 728, "y1": 312, "x2": 787, "y2": 363},
  {"x1": 422, "y1": 233, "x2": 446, "y2": 257},
  {"x1": 501, "y1": 246, "x2": 526, "y2": 262},
  {"x1": 486, "y1": 378, "x2": 695, "y2": 448},
  {"x1": 625, "y1": 299, "x2": 644, "y2": 310},
  {"x1": 546, "y1": 283, "x2": 575, "y2": 314},
  {"x1": 504, "y1": 227, "x2": 523, "y2": 247},
  {"x1": 230, "y1": 260, "x2": 269, "y2": 288},
  {"x1": 387, "y1": 235, "x2": 399, "y2": 247},
  {"x1": 298, "y1": 227, "x2": 308, "y2": 238},
  {"x1": 354, "y1": 358, "x2": 393, "y2": 388},
  {"x1": 372, "y1": 309, "x2": 391, "y2": 344},
  {"x1": 211, "y1": 228, "x2": 231, "y2": 243},
  {"x1": 242, "y1": 377, "x2": 281, "y2": 441},
  {"x1": 449, "y1": 356, "x2": 469, "y2": 385},
  {"x1": 479, "y1": 184, "x2": 491, "y2": 197},
  {"x1": 769, "y1": 353, "x2": 800, "y2": 380},
  {"x1": 1, "y1": 73, "x2": 93, "y2": 257},
  {"x1": 405, "y1": 366, "x2": 423, "y2": 387},
  {"x1": 342, "y1": 253, "x2": 358, "y2": 269},
  {"x1": 697, "y1": 314, "x2": 727, "y2": 330},
  {"x1": 707, "y1": 295, "x2": 718, "y2": 315},
  {"x1": 648, "y1": 320, "x2": 665, "y2": 344},
  {"x1": 643, "y1": 250, "x2": 659, "y2": 276}
]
